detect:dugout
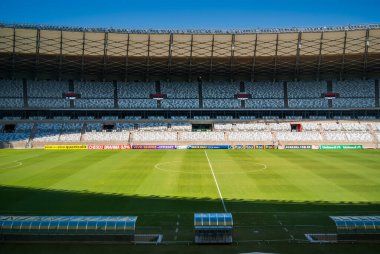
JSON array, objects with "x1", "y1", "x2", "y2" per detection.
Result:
[
  {"x1": 330, "y1": 216, "x2": 380, "y2": 242},
  {"x1": 0, "y1": 215, "x2": 137, "y2": 242},
  {"x1": 194, "y1": 213, "x2": 233, "y2": 244}
]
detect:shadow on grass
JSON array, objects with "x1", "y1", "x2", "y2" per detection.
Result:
[
  {"x1": 1, "y1": 185, "x2": 379, "y2": 215},
  {"x1": 1, "y1": 185, "x2": 380, "y2": 254}
]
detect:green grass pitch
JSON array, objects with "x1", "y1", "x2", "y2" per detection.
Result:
[{"x1": 0, "y1": 149, "x2": 380, "y2": 253}]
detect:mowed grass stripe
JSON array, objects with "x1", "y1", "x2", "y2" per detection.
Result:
[{"x1": 0, "y1": 150, "x2": 379, "y2": 207}]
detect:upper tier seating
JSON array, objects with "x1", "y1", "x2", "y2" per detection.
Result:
[
  {"x1": 245, "y1": 99, "x2": 284, "y2": 109},
  {"x1": 202, "y1": 81, "x2": 239, "y2": 98},
  {"x1": 75, "y1": 99, "x2": 114, "y2": 109},
  {"x1": 332, "y1": 98, "x2": 375, "y2": 108},
  {"x1": 332, "y1": 80, "x2": 374, "y2": 98},
  {"x1": 203, "y1": 99, "x2": 240, "y2": 109},
  {"x1": 245, "y1": 82, "x2": 283, "y2": 98},
  {"x1": 75, "y1": 81, "x2": 114, "y2": 98},
  {"x1": 0, "y1": 80, "x2": 23, "y2": 97},
  {"x1": 161, "y1": 82, "x2": 198, "y2": 98},
  {"x1": 118, "y1": 99, "x2": 157, "y2": 109},
  {"x1": 0, "y1": 98, "x2": 23, "y2": 108},
  {"x1": 288, "y1": 99, "x2": 328, "y2": 109},
  {"x1": 118, "y1": 82, "x2": 155, "y2": 98},
  {"x1": 288, "y1": 81, "x2": 327, "y2": 98},
  {"x1": 161, "y1": 99, "x2": 199, "y2": 109},
  {"x1": 29, "y1": 98, "x2": 70, "y2": 108},
  {"x1": 28, "y1": 80, "x2": 69, "y2": 98}
]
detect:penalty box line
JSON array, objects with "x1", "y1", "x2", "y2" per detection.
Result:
[{"x1": 204, "y1": 150, "x2": 227, "y2": 212}]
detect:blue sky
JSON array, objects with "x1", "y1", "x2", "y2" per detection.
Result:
[{"x1": 0, "y1": 0, "x2": 379, "y2": 30}]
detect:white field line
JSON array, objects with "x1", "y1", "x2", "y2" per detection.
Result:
[{"x1": 204, "y1": 151, "x2": 227, "y2": 212}]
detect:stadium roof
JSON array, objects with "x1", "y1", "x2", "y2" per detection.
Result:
[
  {"x1": 0, "y1": 23, "x2": 379, "y2": 80},
  {"x1": 194, "y1": 213, "x2": 233, "y2": 229},
  {"x1": 0, "y1": 215, "x2": 137, "y2": 235},
  {"x1": 330, "y1": 216, "x2": 380, "y2": 234}
]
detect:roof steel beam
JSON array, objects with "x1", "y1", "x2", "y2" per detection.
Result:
[
  {"x1": 81, "y1": 32, "x2": 85, "y2": 81},
  {"x1": 189, "y1": 34, "x2": 193, "y2": 80},
  {"x1": 11, "y1": 27, "x2": 16, "y2": 79},
  {"x1": 209, "y1": 34, "x2": 215, "y2": 79},
  {"x1": 34, "y1": 29, "x2": 40, "y2": 79},
  {"x1": 250, "y1": 34, "x2": 258, "y2": 82},
  {"x1": 273, "y1": 33, "x2": 279, "y2": 81},
  {"x1": 124, "y1": 33, "x2": 130, "y2": 82},
  {"x1": 168, "y1": 33, "x2": 173, "y2": 78},
  {"x1": 146, "y1": 34, "x2": 151, "y2": 81},
  {"x1": 230, "y1": 34, "x2": 235, "y2": 79},
  {"x1": 295, "y1": 32, "x2": 302, "y2": 80},
  {"x1": 102, "y1": 32, "x2": 108, "y2": 81},
  {"x1": 58, "y1": 30, "x2": 63, "y2": 80},
  {"x1": 363, "y1": 28, "x2": 370, "y2": 78},
  {"x1": 340, "y1": 30, "x2": 347, "y2": 80},
  {"x1": 317, "y1": 32, "x2": 324, "y2": 81}
]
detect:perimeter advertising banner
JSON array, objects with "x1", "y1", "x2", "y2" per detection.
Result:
[
  {"x1": 87, "y1": 145, "x2": 131, "y2": 150},
  {"x1": 320, "y1": 145, "x2": 363, "y2": 150},
  {"x1": 284, "y1": 145, "x2": 312, "y2": 149},
  {"x1": 188, "y1": 145, "x2": 231, "y2": 149},
  {"x1": 45, "y1": 145, "x2": 87, "y2": 150},
  {"x1": 132, "y1": 145, "x2": 176, "y2": 149}
]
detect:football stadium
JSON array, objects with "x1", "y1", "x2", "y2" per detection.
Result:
[{"x1": 0, "y1": 2, "x2": 380, "y2": 253}]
